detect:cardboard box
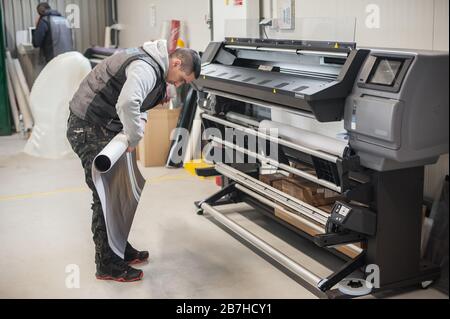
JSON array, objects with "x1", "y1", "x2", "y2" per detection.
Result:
[
  {"x1": 259, "y1": 174, "x2": 341, "y2": 206},
  {"x1": 138, "y1": 105, "x2": 181, "y2": 167},
  {"x1": 281, "y1": 176, "x2": 341, "y2": 207},
  {"x1": 259, "y1": 173, "x2": 286, "y2": 188},
  {"x1": 272, "y1": 180, "x2": 284, "y2": 191}
]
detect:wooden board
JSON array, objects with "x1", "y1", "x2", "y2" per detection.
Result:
[
  {"x1": 274, "y1": 207, "x2": 361, "y2": 259},
  {"x1": 275, "y1": 207, "x2": 322, "y2": 236}
]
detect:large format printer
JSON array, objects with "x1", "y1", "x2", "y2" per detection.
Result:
[{"x1": 193, "y1": 38, "x2": 449, "y2": 297}]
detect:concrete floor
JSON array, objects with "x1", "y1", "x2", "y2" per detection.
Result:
[{"x1": 0, "y1": 134, "x2": 448, "y2": 299}]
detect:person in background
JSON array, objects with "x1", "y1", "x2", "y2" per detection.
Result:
[{"x1": 32, "y1": 2, "x2": 74, "y2": 63}]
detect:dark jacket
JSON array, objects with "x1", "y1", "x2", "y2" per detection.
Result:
[
  {"x1": 32, "y1": 10, "x2": 73, "y2": 62},
  {"x1": 69, "y1": 47, "x2": 167, "y2": 137}
]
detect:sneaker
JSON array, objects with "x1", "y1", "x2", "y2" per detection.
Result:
[
  {"x1": 96, "y1": 257, "x2": 144, "y2": 282},
  {"x1": 125, "y1": 242, "x2": 149, "y2": 265}
]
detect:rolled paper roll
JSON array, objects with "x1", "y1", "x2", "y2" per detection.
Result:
[
  {"x1": 226, "y1": 112, "x2": 261, "y2": 128},
  {"x1": 92, "y1": 133, "x2": 146, "y2": 259},
  {"x1": 6, "y1": 51, "x2": 34, "y2": 130},
  {"x1": 104, "y1": 26, "x2": 112, "y2": 48},
  {"x1": 94, "y1": 133, "x2": 129, "y2": 173},
  {"x1": 183, "y1": 106, "x2": 204, "y2": 165},
  {"x1": 259, "y1": 120, "x2": 348, "y2": 157},
  {"x1": 6, "y1": 67, "x2": 20, "y2": 132}
]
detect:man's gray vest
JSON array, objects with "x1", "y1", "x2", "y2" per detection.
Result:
[
  {"x1": 43, "y1": 15, "x2": 73, "y2": 57},
  {"x1": 69, "y1": 48, "x2": 167, "y2": 132}
]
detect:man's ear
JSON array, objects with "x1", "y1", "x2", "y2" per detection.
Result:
[{"x1": 173, "y1": 58, "x2": 182, "y2": 68}]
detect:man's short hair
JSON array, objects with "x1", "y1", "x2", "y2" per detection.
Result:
[
  {"x1": 170, "y1": 48, "x2": 201, "y2": 79},
  {"x1": 37, "y1": 2, "x2": 51, "y2": 16}
]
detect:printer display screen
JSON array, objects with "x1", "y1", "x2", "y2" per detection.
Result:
[{"x1": 368, "y1": 58, "x2": 403, "y2": 86}]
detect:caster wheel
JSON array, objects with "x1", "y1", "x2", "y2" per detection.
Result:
[{"x1": 338, "y1": 278, "x2": 373, "y2": 297}]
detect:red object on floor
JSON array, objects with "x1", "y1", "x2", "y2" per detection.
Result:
[{"x1": 216, "y1": 176, "x2": 223, "y2": 187}]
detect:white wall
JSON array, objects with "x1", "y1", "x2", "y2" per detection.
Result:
[
  {"x1": 212, "y1": 0, "x2": 260, "y2": 41},
  {"x1": 117, "y1": 0, "x2": 211, "y2": 52},
  {"x1": 433, "y1": 0, "x2": 450, "y2": 51},
  {"x1": 262, "y1": 0, "x2": 449, "y2": 51}
]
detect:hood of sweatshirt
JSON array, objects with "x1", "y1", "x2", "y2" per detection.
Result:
[{"x1": 142, "y1": 40, "x2": 169, "y2": 77}]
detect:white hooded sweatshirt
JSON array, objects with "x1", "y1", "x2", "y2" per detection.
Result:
[{"x1": 116, "y1": 40, "x2": 169, "y2": 148}]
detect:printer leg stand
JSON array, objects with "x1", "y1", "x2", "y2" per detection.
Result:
[
  {"x1": 318, "y1": 252, "x2": 366, "y2": 293},
  {"x1": 195, "y1": 183, "x2": 238, "y2": 215}
]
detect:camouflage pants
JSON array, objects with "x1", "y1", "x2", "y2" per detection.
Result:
[{"x1": 67, "y1": 112, "x2": 117, "y2": 265}]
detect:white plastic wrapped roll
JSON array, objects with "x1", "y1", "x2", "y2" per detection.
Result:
[
  {"x1": 259, "y1": 120, "x2": 348, "y2": 157},
  {"x1": 24, "y1": 52, "x2": 92, "y2": 159}
]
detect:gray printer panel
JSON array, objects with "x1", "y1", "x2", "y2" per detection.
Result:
[{"x1": 345, "y1": 49, "x2": 449, "y2": 171}]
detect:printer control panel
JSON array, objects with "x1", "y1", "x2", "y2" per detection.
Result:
[
  {"x1": 330, "y1": 202, "x2": 353, "y2": 224},
  {"x1": 357, "y1": 53, "x2": 414, "y2": 93}
]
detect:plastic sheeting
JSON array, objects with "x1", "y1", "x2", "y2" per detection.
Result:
[
  {"x1": 24, "y1": 52, "x2": 92, "y2": 159},
  {"x1": 259, "y1": 120, "x2": 348, "y2": 157},
  {"x1": 92, "y1": 134, "x2": 146, "y2": 259}
]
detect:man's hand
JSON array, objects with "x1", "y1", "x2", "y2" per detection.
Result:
[{"x1": 125, "y1": 118, "x2": 146, "y2": 153}]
